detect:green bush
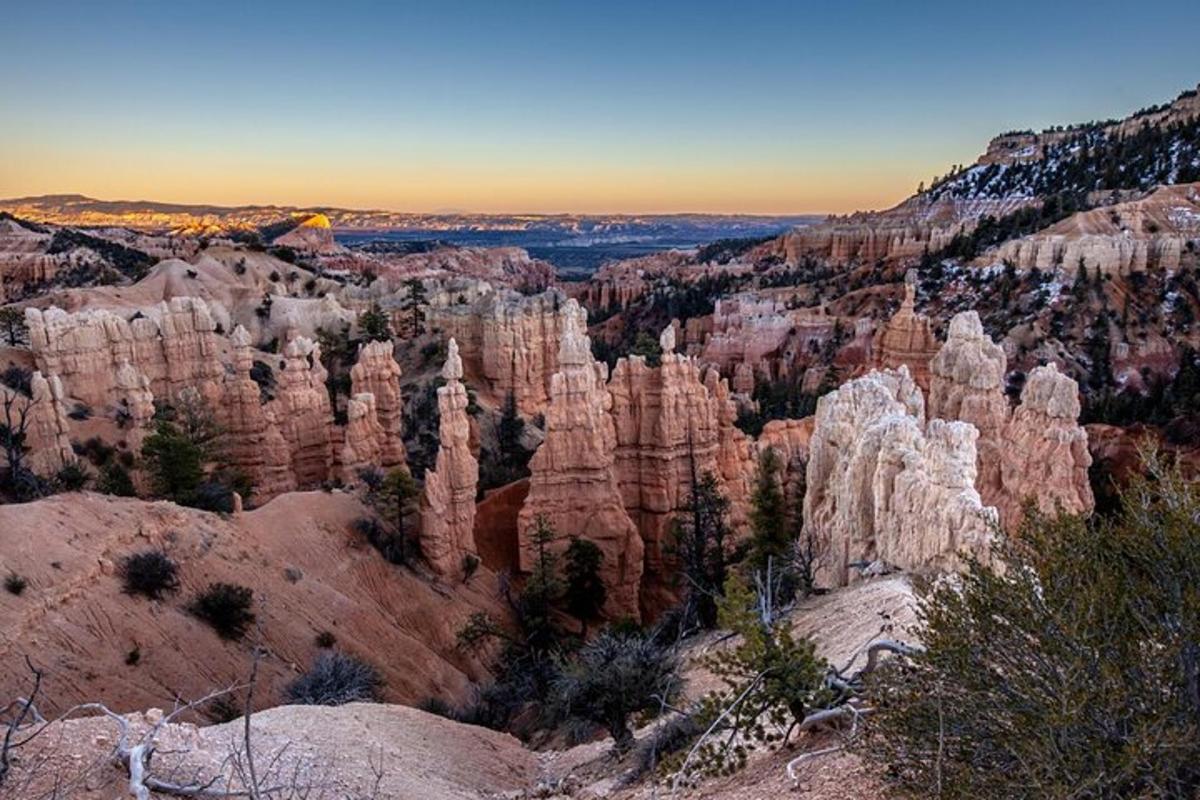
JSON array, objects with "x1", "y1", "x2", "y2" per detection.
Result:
[
  {"x1": 119, "y1": 550, "x2": 180, "y2": 600},
  {"x1": 864, "y1": 456, "x2": 1200, "y2": 798}
]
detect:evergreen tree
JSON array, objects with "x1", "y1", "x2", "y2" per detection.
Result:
[
  {"x1": 358, "y1": 303, "x2": 392, "y2": 342},
  {"x1": 563, "y1": 536, "x2": 606, "y2": 634},
  {"x1": 748, "y1": 449, "x2": 789, "y2": 575},
  {"x1": 673, "y1": 467, "x2": 733, "y2": 630}
]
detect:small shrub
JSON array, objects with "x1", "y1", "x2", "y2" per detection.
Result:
[
  {"x1": 314, "y1": 630, "x2": 337, "y2": 649},
  {"x1": 283, "y1": 566, "x2": 303, "y2": 583},
  {"x1": 205, "y1": 696, "x2": 242, "y2": 724},
  {"x1": 97, "y1": 463, "x2": 137, "y2": 497},
  {"x1": 4, "y1": 572, "x2": 28, "y2": 595},
  {"x1": 0, "y1": 365, "x2": 32, "y2": 396},
  {"x1": 189, "y1": 582, "x2": 255, "y2": 640},
  {"x1": 124, "y1": 646, "x2": 141, "y2": 666},
  {"x1": 119, "y1": 550, "x2": 180, "y2": 600},
  {"x1": 285, "y1": 651, "x2": 382, "y2": 706},
  {"x1": 55, "y1": 462, "x2": 89, "y2": 492},
  {"x1": 67, "y1": 404, "x2": 92, "y2": 421}
]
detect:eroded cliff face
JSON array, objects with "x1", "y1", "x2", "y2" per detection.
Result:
[
  {"x1": 26, "y1": 298, "x2": 225, "y2": 409},
  {"x1": 987, "y1": 182, "x2": 1200, "y2": 276},
  {"x1": 8, "y1": 371, "x2": 77, "y2": 476},
  {"x1": 802, "y1": 366, "x2": 996, "y2": 588},
  {"x1": 928, "y1": 311, "x2": 1010, "y2": 503},
  {"x1": 872, "y1": 271, "x2": 938, "y2": 391},
  {"x1": 421, "y1": 339, "x2": 481, "y2": 578},
  {"x1": 517, "y1": 303, "x2": 644, "y2": 620},
  {"x1": 428, "y1": 289, "x2": 583, "y2": 416},
  {"x1": 350, "y1": 340, "x2": 406, "y2": 470},
  {"x1": 218, "y1": 327, "x2": 296, "y2": 498}
]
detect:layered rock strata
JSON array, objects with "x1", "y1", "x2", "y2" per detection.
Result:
[
  {"x1": 26, "y1": 298, "x2": 224, "y2": 409},
  {"x1": 517, "y1": 303, "x2": 643, "y2": 619},
  {"x1": 608, "y1": 325, "x2": 752, "y2": 614},
  {"x1": 420, "y1": 339, "x2": 481, "y2": 577}
]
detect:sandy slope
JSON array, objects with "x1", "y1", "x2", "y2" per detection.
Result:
[{"x1": 0, "y1": 491, "x2": 507, "y2": 717}]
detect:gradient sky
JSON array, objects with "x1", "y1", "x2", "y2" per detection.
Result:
[{"x1": 1, "y1": 0, "x2": 1198, "y2": 215}]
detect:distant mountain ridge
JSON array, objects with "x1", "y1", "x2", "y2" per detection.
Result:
[{"x1": 0, "y1": 194, "x2": 819, "y2": 238}]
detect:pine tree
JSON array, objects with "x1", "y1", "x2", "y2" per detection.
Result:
[
  {"x1": 564, "y1": 536, "x2": 606, "y2": 635},
  {"x1": 748, "y1": 449, "x2": 789, "y2": 574}
]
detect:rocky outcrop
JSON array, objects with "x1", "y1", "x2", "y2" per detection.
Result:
[
  {"x1": 271, "y1": 213, "x2": 344, "y2": 255},
  {"x1": 928, "y1": 311, "x2": 1009, "y2": 505},
  {"x1": 349, "y1": 340, "x2": 405, "y2": 469},
  {"x1": 15, "y1": 371, "x2": 76, "y2": 475},
  {"x1": 340, "y1": 393, "x2": 388, "y2": 483},
  {"x1": 987, "y1": 183, "x2": 1200, "y2": 276},
  {"x1": 518, "y1": 303, "x2": 643, "y2": 619},
  {"x1": 369, "y1": 246, "x2": 555, "y2": 292},
  {"x1": 871, "y1": 271, "x2": 938, "y2": 391},
  {"x1": 997, "y1": 363, "x2": 1094, "y2": 526},
  {"x1": 420, "y1": 339, "x2": 480, "y2": 577},
  {"x1": 26, "y1": 298, "x2": 224, "y2": 409},
  {"x1": 428, "y1": 288, "x2": 584, "y2": 416},
  {"x1": 803, "y1": 367, "x2": 996, "y2": 588}
]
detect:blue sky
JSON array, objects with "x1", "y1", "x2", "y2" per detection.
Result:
[{"x1": 1, "y1": 0, "x2": 1197, "y2": 213}]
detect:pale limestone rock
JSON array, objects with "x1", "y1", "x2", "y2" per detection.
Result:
[
  {"x1": 928, "y1": 311, "x2": 1009, "y2": 506},
  {"x1": 20, "y1": 372, "x2": 76, "y2": 475},
  {"x1": 340, "y1": 393, "x2": 387, "y2": 483},
  {"x1": 114, "y1": 359, "x2": 155, "y2": 451},
  {"x1": 518, "y1": 305, "x2": 644, "y2": 619},
  {"x1": 420, "y1": 339, "x2": 480, "y2": 577},
  {"x1": 803, "y1": 367, "x2": 995, "y2": 588}
]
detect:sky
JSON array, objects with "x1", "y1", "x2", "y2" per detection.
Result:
[{"x1": 1, "y1": 0, "x2": 1198, "y2": 215}]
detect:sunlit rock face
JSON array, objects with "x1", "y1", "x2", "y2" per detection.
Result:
[
  {"x1": 803, "y1": 366, "x2": 996, "y2": 588},
  {"x1": 428, "y1": 288, "x2": 583, "y2": 416},
  {"x1": 517, "y1": 303, "x2": 644, "y2": 620},
  {"x1": 272, "y1": 213, "x2": 344, "y2": 255},
  {"x1": 420, "y1": 339, "x2": 480, "y2": 578}
]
